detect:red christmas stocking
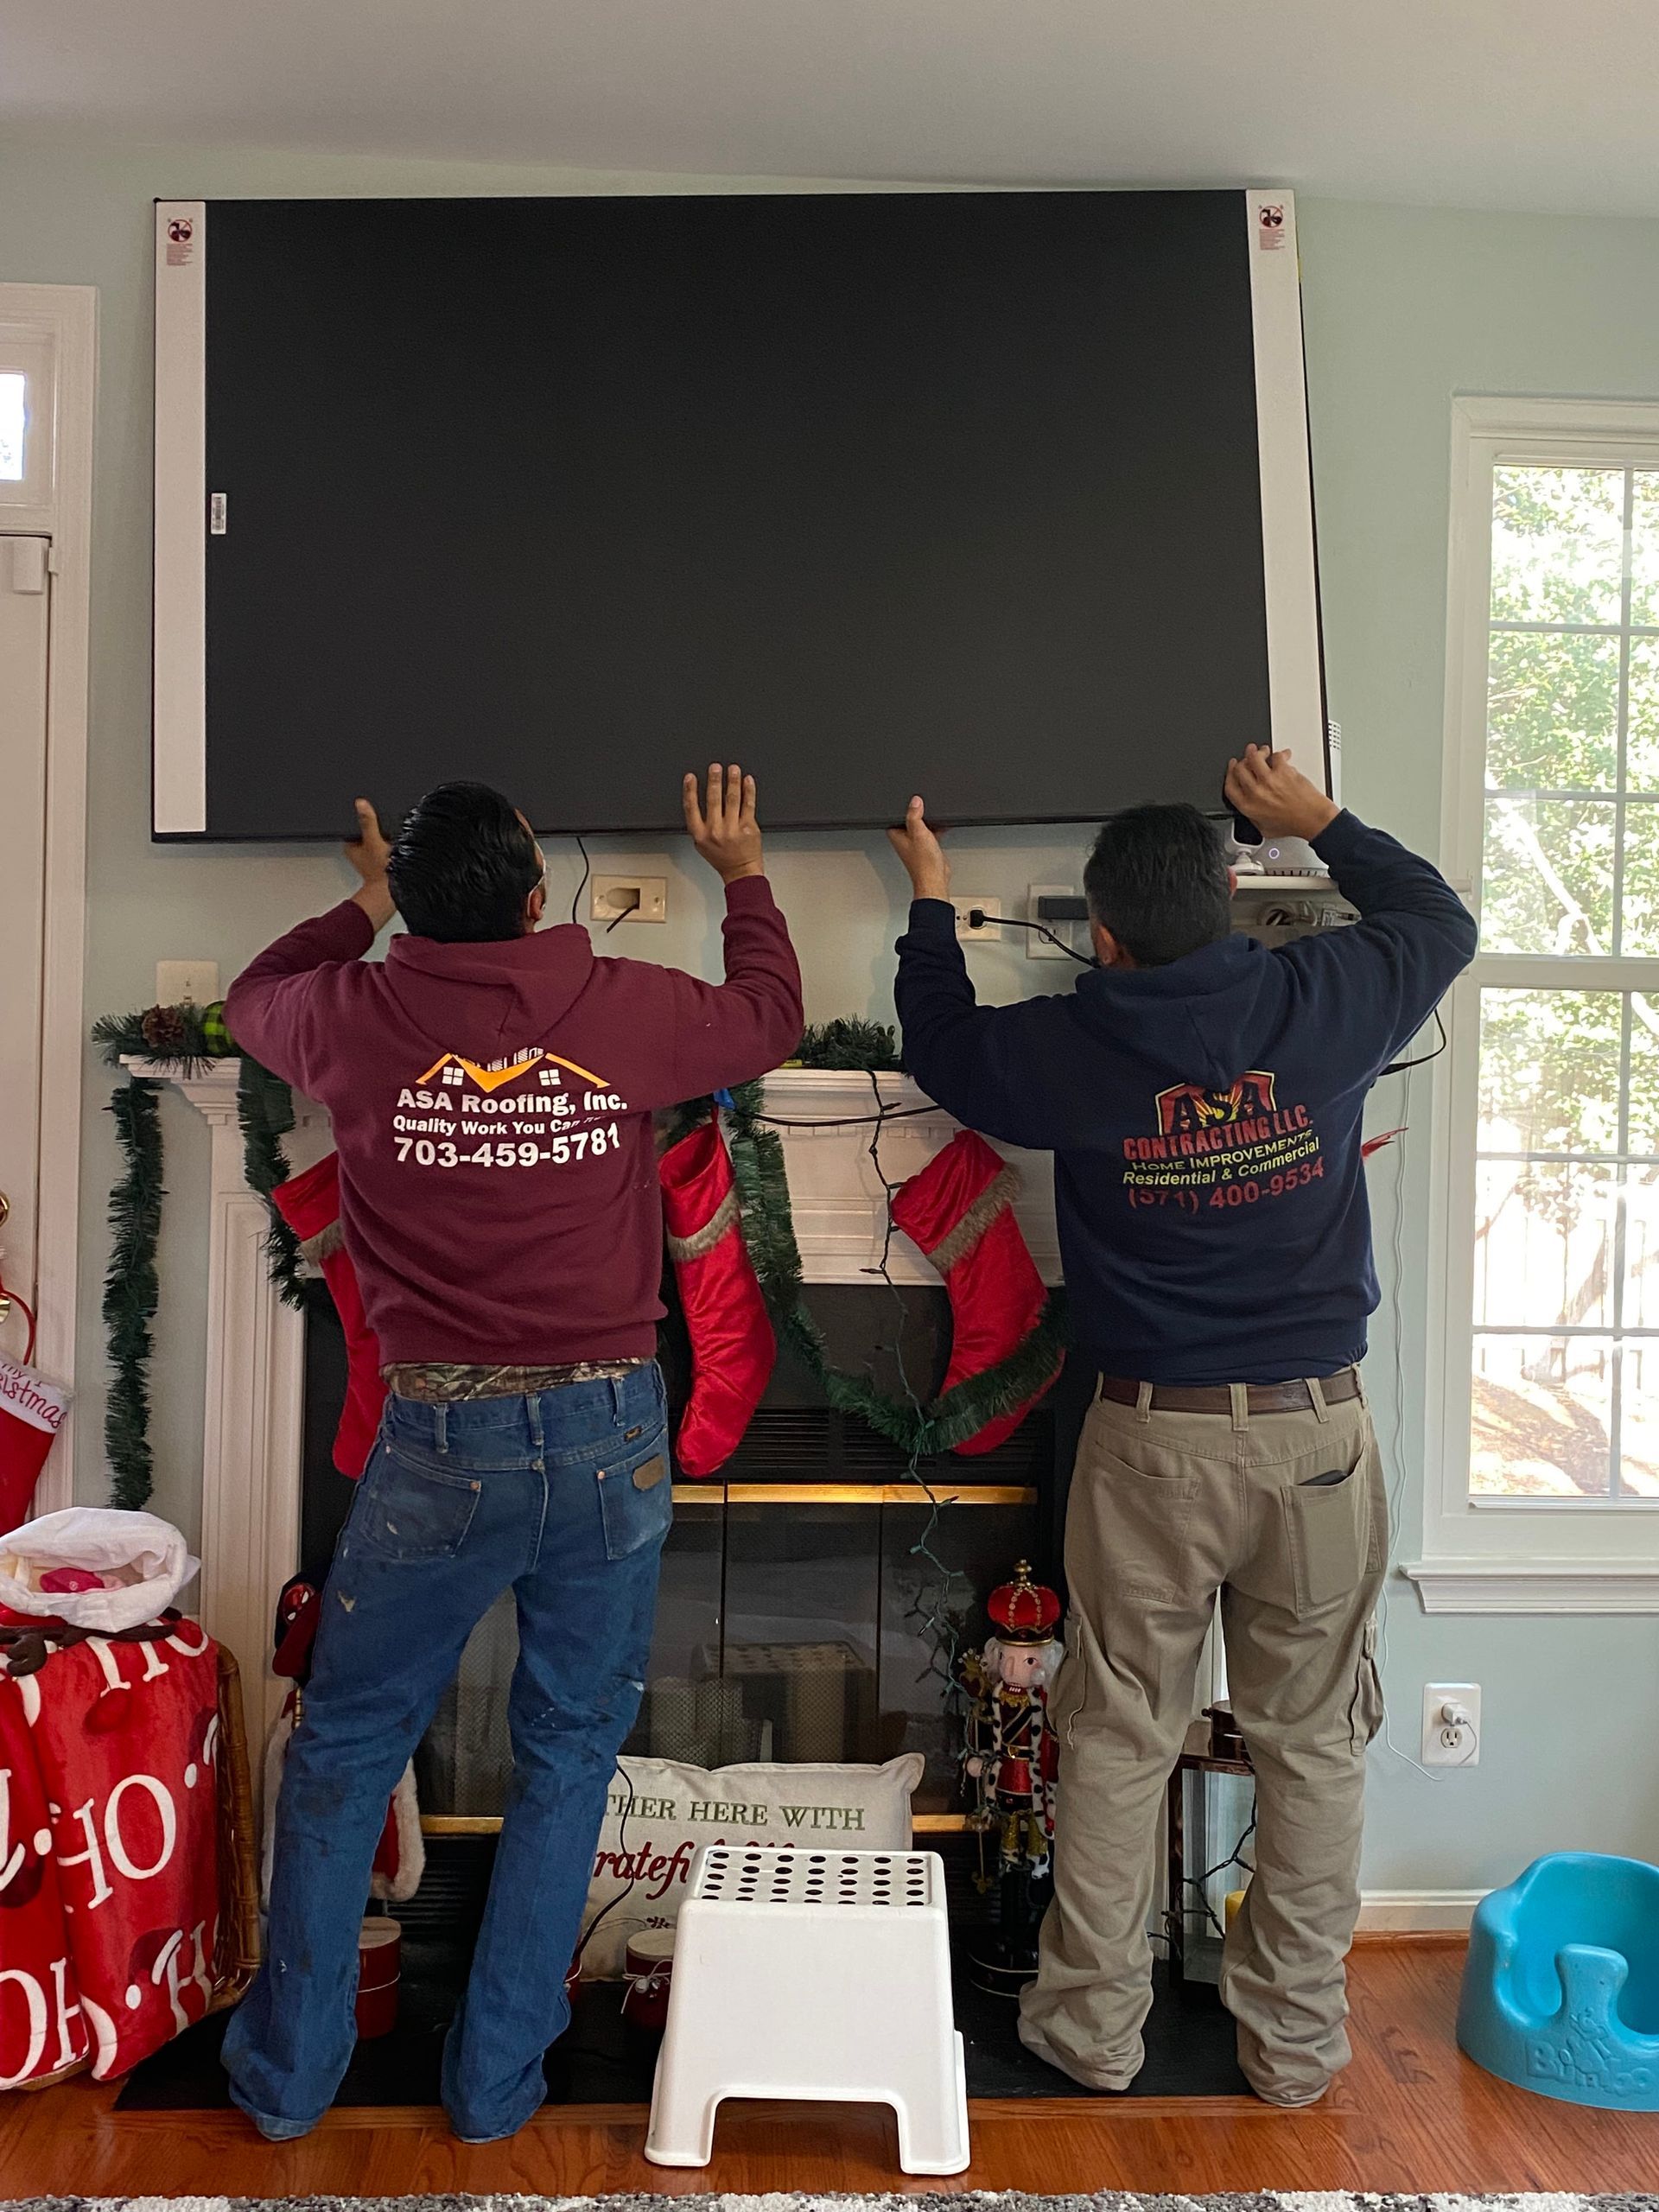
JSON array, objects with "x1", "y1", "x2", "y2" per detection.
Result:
[
  {"x1": 0, "y1": 1294, "x2": 70, "y2": 1534},
  {"x1": 890, "y1": 1128, "x2": 1061, "y2": 1457},
  {"x1": 659, "y1": 1120, "x2": 775, "y2": 1478},
  {"x1": 271, "y1": 1154, "x2": 386, "y2": 1479}
]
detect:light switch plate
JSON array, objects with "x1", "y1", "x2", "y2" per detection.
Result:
[{"x1": 156, "y1": 960, "x2": 220, "y2": 1006}]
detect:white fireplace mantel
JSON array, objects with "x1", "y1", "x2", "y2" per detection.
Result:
[{"x1": 121, "y1": 1058, "x2": 1058, "y2": 1749}]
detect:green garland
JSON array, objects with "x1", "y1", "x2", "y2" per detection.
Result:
[
  {"x1": 790, "y1": 1017, "x2": 904, "y2": 1072},
  {"x1": 236, "y1": 1058, "x2": 314, "y2": 1311},
  {"x1": 718, "y1": 1080, "x2": 1066, "y2": 1458},
  {"x1": 92, "y1": 1002, "x2": 1062, "y2": 1507},
  {"x1": 103, "y1": 1081, "x2": 164, "y2": 1509},
  {"x1": 93, "y1": 1003, "x2": 322, "y2": 1505}
]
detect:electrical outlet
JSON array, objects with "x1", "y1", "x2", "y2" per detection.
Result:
[
  {"x1": 156, "y1": 960, "x2": 220, "y2": 1007},
  {"x1": 1421, "y1": 1681, "x2": 1481, "y2": 1767},
  {"x1": 590, "y1": 874, "x2": 668, "y2": 925},
  {"x1": 950, "y1": 896, "x2": 1002, "y2": 942},
  {"x1": 1027, "y1": 883, "x2": 1082, "y2": 960}
]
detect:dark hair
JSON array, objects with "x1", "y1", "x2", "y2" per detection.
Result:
[
  {"x1": 388, "y1": 782, "x2": 542, "y2": 942},
  {"x1": 1083, "y1": 804, "x2": 1231, "y2": 967}
]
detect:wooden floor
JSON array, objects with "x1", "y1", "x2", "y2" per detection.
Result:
[{"x1": 4, "y1": 1937, "x2": 1657, "y2": 2198}]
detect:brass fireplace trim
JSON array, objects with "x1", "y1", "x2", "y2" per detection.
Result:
[
  {"x1": 671, "y1": 1483, "x2": 1037, "y2": 1507},
  {"x1": 420, "y1": 1811, "x2": 973, "y2": 1834}
]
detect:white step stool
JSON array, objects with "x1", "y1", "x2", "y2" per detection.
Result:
[{"x1": 645, "y1": 1842, "x2": 970, "y2": 2175}]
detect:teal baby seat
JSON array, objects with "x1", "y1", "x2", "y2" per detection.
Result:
[{"x1": 1458, "y1": 1853, "x2": 1659, "y2": 2110}]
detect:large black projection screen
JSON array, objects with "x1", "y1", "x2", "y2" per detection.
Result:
[{"x1": 152, "y1": 189, "x2": 1326, "y2": 841}]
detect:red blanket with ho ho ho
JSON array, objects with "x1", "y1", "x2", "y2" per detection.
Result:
[{"x1": 0, "y1": 1618, "x2": 221, "y2": 2086}]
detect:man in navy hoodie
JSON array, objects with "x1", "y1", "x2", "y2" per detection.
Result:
[
  {"x1": 220, "y1": 767, "x2": 801, "y2": 2143},
  {"x1": 888, "y1": 746, "x2": 1475, "y2": 2106}
]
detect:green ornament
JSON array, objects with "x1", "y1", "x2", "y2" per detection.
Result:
[{"x1": 200, "y1": 1000, "x2": 232, "y2": 1055}]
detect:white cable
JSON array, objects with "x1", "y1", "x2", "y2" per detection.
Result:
[{"x1": 1371, "y1": 1066, "x2": 1460, "y2": 1784}]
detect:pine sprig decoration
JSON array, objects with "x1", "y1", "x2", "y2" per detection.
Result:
[
  {"x1": 791, "y1": 1018, "x2": 904, "y2": 1072},
  {"x1": 104, "y1": 1080, "x2": 164, "y2": 1510},
  {"x1": 92, "y1": 1001, "x2": 225, "y2": 1075}
]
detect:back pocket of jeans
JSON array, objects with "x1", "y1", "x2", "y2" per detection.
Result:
[
  {"x1": 1283, "y1": 1457, "x2": 1368, "y2": 1615},
  {"x1": 596, "y1": 1430, "x2": 673, "y2": 1561},
  {"x1": 1093, "y1": 1449, "x2": 1202, "y2": 1605},
  {"x1": 359, "y1": 1447, "x2": 482, "y2": 1563}
]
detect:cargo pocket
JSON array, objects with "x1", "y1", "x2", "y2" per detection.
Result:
[
  {"x1": 1349, "y1": 1617, "x2": 1385, "y2": 1751},
  {"x1": 1282, "y1": 1450, "x2": 1370, "y2": 1616},
  {"x1": 596, "y1": 1427, "x2": 674, "y2": 1561},
  {"x1": 1046, "y1": 1613, "x2": 1090, "y2": 1751}
]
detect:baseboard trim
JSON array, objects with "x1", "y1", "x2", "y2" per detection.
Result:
[{"x1": 1356, "y1": 1887, "x2": 1481, "y2": 1933}]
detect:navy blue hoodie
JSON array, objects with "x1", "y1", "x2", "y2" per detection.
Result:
[{"x1": 894, "y1": 811, "x2": 1477, "y2": 1384}]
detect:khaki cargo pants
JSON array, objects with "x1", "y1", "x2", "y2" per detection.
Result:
[{"x1": 1018, "y1": 1375, "x2": 1387, "y2": 2105}]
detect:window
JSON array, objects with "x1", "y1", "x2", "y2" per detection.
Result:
[
  {"x1": 1428, "y1": 402, "x2": 1659, "y2": 1584},
  {"x1": 0, "y1": 370, "x2": 23, "y2": 481}
]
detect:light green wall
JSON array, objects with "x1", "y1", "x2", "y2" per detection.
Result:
[
  {"x1": 2, "y1": 137, "x2": 1656, "y2": 1888},
  {"x1": 1297, "y1": 197, "x2": 1659, "y2": 1886}
]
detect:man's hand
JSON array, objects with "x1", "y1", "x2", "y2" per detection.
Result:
[
  {"x1": 346, "y1": 798, "x2": 396, "y2": 931},
  {"x1": 683, "y1": 763, "x2": 765, "y2": 884},
  {"x1": 1224, "y1": 745, "x2": 1340, "y2": 843},
  {"x1": 887, "y1": 796, "x2": 950, "y2": 903}
]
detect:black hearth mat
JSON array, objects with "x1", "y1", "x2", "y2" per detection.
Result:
[{"x1": 116, "y1": 1932, "x2": 1247, "y2": 2112}]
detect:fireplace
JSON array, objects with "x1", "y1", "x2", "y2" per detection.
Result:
[
  {"x1": 301, "y1": 1281, "x2": 1077, "y2": 1825},
  {"x1": 127, "y1": 1065, "x2": 1071, "y2": 1841}
]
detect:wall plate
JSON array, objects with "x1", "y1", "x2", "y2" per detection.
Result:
[
  {"x1": 1027, "y1": 882, "x2": 1082, "y2": 960},
  {"x1": 1421, "y1": 1681, "x2": 1481, "y2": 1767},
  {"x1": 950, "y1": 896, "x2": 1002, "y2": 942},
  {"x1": 591, "y1": 874, "x2": 668, "y2": 925},
  {"x1": 156, "y1": 959, "x2": 220, "y2": 1006}
]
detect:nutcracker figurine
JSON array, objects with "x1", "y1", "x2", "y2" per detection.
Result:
[{"x1": 957, "y1": 1560, "x2": 1063, "y2": 1995}]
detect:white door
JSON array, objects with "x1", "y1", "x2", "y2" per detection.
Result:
[{"x1": 0, "y1": 537, "x2": 55, "y2": 1450}]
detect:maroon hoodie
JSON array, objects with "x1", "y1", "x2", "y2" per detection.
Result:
[{"x1": 224, "y1": 878, "x2": 802, "y2": 1365}]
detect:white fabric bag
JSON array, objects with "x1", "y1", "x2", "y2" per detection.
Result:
[{"x1": 0, "y1": 1506, "x2": 200, "y2": 1633}]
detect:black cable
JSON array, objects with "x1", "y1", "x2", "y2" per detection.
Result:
[
  {"x1": 749, "y1": 1105, "x2": 936, "y2": 1130},
  {"x1": 1379, "y1": 1006, "x2": 1448, "y2": 1078},
  {"x1": 970, "y1": 910, "x2": 1095, "y2": 968},
  {"x1": 605, "y1": 893, "x2": 643, "y2": 934},
  {"x1": 570, "y1": 834, "x2": 591, "y2": 927},
  {"x1": 1164, "y1": 1797, "x2": 1257, "y2": 1945},
  {"x1": 855, "y1": 1069, "x2": 968, "y2": 1713}
]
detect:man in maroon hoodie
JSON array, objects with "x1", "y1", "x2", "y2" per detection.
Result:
[{"x1": 220, "y1": 767, "x2": 802, "y2": 2143}]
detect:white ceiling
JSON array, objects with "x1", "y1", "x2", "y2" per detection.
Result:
[{"x1": 6, "y1": 0, "x2": 1659, "y2": 219}]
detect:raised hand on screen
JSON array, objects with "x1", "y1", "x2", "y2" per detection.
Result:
[
  {"x1": 887, "y1": 796, "x2": 950, "y2": 903},
  {"x1": 345, "y1": 798, "x2": 397, "y2": 929},
  {"x1": 683, "y1": 763, "x2": 765, "y2": 884},
  {"x1": 1223, "y1": 746, "x2": 1339, "y2": 844}
]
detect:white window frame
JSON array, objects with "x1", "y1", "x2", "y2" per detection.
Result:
[
  {"x1": 1412, "y1": 397, "x2": 1659, "y2": 1613},
  {"x1": 0, "y1": 284, "x2": 95, "y2": 1516}
]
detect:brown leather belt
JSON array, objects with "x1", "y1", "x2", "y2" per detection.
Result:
[{"x1": 1097, "y1": 1368, "x2": 1363, "y2": 1417}]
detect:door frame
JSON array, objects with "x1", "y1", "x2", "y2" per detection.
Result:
[{"x1": 0, "y1": 284, "x2": 96, "y2": 1513}]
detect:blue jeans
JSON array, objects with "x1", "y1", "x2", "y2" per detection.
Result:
[{"x1": 223, "y1": 1363, "x2": 671, "y2": 2141}]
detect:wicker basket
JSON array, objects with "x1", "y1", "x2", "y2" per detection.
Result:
[{"x1": 16, "y1": 1636, "x2": 261, "y2": 2088}]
